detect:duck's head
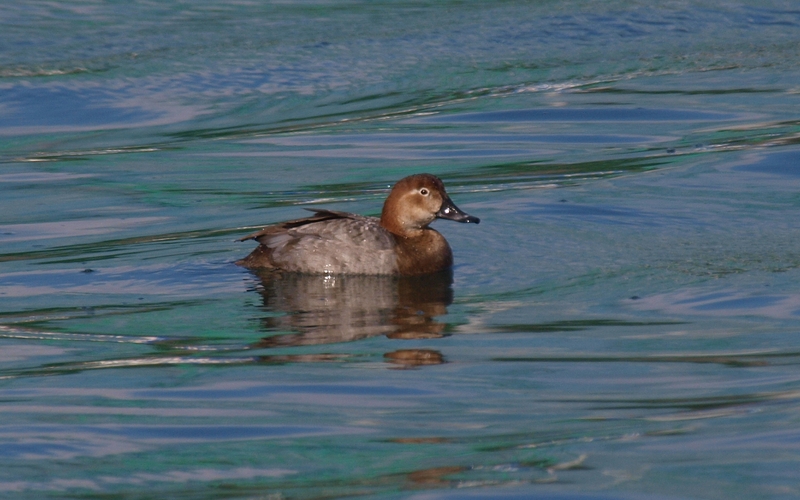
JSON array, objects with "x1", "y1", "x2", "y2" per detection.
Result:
[{"x1": 380, "y1": 173, "x2": 479, "y2": 236}]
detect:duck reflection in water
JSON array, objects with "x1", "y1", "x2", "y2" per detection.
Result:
[{"x1": 248, "y1": 269, "x2": 454, "y2": 367}]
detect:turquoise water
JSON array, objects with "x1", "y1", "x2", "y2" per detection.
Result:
[{"x1": 2, "y1": 1, "x2": 800, "y2": 498}]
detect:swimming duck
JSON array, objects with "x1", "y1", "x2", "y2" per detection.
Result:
[{"x1": 237, "y1": 173, "x2": 479, "y2": 275}]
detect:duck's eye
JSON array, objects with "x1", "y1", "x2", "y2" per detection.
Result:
[{"x1": 419, "y1": 188, "x2": 429, "y2": 196}]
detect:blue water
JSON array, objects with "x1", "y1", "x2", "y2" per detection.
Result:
[{"x1": 2, "y1": 1, "x2": 800, "y2": 498}]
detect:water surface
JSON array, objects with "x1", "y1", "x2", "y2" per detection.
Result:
[{"x1": 2, "y1": 1, "x2": 800, "y2": 499}]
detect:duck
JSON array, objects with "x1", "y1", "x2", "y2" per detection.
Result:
[{"x1": 237, "y1": 173, "x2": 479, "y2": 275}]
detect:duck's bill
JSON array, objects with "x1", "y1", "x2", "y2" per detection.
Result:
[{"x1": 437, "y1": 197, "x2": 480, "y2": 224}]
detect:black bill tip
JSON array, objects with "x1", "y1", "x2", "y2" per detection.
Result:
[{"x1": 437, "y1": 198, "x2": 480, "y2": 224}]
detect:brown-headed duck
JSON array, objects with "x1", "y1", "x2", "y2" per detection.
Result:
[{"x1": 237, "y1": 173, "x2": 479, "y2": 275}]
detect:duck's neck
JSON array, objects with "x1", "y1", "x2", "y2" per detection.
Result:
[
  {"x1": 380, "y1": 211, "x2": 410, "y2": 237},
  {"x1": 393, "y1": 229, "x2": 453, "y2": 275}
]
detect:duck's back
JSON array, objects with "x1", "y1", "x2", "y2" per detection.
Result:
[{"x1": 237, "y1": 210, "x2": 398, "y2": 274}]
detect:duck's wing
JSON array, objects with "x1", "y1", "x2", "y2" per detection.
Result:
[
  {"x1": 237, "y1": 210, "x2": 396, "y2": 273},
  {"x1": 238, "y1": 209, "x2": 367, "y2": 242}
]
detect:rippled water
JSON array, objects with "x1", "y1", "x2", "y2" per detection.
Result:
[{"x1": 2, "y1": 1, "x2": 800, "y2": 499}]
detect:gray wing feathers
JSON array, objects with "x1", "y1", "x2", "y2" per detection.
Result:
[{"x1": 240, "y1": 211, "x2": 398, "y2": 274}]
